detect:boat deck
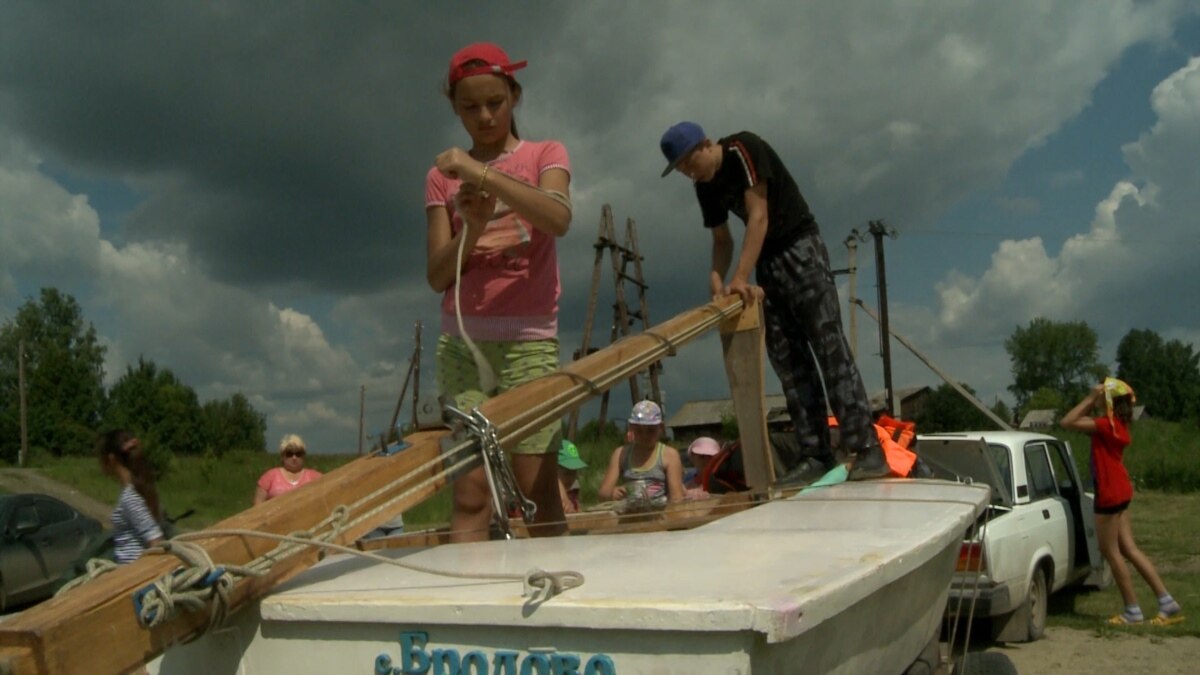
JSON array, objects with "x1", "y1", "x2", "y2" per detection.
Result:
[
  {"x1": 262, "y1": 479, "x2": 986, "y2": 643},
  {"x1": 149, "y1": 479, "x2": 987, "y2": 674}
]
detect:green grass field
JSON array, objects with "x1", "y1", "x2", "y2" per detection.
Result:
[
  {"x1": 1046, "y1": 490, "x2": 1200, "y2": 637},
  {"x1": 26, "y1": 432, "x2": 623, "y2": 532}
]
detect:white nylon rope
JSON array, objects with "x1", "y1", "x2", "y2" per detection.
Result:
[
  {"x1": 453, "y1": 201, "x2": 498, "y2": 394},
  {"x1": 451, "y1": 176, "x2": 572, "y2": 395}
]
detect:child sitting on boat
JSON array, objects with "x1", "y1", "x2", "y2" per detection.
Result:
[
  {"x1": 598, "y1": 401, "x2": 686, "y2": 512},
  {"x1": 557, "y1": 438, "x2": 587, "y2": 514},
  {"x1": 684, "y1": 436, "x2": 720, "y2": 499}
]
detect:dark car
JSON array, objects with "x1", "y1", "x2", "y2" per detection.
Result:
[{"x1": 0, "y1": 493, "x2": 106, "y2": 612}]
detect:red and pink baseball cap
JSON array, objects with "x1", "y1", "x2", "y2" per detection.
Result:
[{"x1": 447, "y1": 42, "x2": 528, "y2": 86}]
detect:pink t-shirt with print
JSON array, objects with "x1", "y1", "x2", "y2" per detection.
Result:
[
  {"x1": 424, "y1": 140, "x2": 570, "y2": 341},
  {"x1": 256, "y1": 467, "x2": 323, "y2": 501}
]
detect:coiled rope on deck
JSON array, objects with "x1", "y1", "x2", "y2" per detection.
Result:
[{"x1": 132, "y1": 528, "x2": 584, "y2": 635}]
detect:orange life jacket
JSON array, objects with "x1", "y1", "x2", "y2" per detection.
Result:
[{"x1": 874, "y1": 414, "x2": 918, "y2": 477}]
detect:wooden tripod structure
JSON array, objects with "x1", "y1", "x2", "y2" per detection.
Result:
[
  {"x1": 567, "y1": 205, "x2": 663, "y2": 440},
  {"x1": 379, "y1": 320, "x2": 422, "y2": 451}
]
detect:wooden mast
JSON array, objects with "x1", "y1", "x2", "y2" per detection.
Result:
[{"x1": 0, "y1": 295, "x2": 755, "y2": 675}]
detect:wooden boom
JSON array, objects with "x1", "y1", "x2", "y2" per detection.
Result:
[{"x1": 0, "y1": 294, "x2": 773, "y2": 675}]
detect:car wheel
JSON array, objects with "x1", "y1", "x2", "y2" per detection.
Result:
[{"x1": 1025, "y1": 567, "x2": 1048, "y2": 642}]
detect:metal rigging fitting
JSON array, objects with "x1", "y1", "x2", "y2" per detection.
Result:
[{"x1": 441, "y1": 403, "x2": 537, "y2": 539}]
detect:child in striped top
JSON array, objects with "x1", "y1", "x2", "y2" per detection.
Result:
[{"x1": 99, "y1": 430, "x2": 164, "y2": 564}]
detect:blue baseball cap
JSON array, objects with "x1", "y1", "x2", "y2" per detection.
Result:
[{"x1": 659, "y1": 121, "x2": 706, "y2": 177}]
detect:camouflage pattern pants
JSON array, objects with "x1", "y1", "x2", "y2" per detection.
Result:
[{"x1": 758, "y1": 233, "x2": 879, "y2": 467}]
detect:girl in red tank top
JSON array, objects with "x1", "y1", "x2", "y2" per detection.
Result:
[{"x1": 1061, "y1": 379, "x2": 1182, "y2": 627}]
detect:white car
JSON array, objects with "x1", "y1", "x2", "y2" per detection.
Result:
[{"x1": 915, "y1": 431, "x2": 1108, "y2": 642}]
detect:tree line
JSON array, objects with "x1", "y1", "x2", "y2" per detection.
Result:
[
  {"x1": 5, "y1": 289, "x2": 1196, "y2": 462},
  {"x1": 916, "y1": 317, "x2": 1200, "y2": 432},
  {"x1": 0, "y1": 288, "x2": 267, "y2": 472}
]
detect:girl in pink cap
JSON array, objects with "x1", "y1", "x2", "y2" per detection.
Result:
[{"x1": 425, "y1": 42, "x2": 572, "y2": 541}]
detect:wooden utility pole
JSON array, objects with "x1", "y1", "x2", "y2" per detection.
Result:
[
  {"x1": 384, "y1": 322, "x2": 423, "y2": 450},
  {"x1": 567, "y1": 206, "x2": 662, "y2": 439},
  {"x1": 18, "y1": 340, "x2": 28, "y2": 468},
  {"x1": 843, "y1": 230, "x2": 862, "y2": 360},
  {"x1": 868, "y1": 220, "x2": 897, "y2": 416},
  {"x1": 855, "y1": 300, "x2": 1012, "y2": 431},
  {"x1": 624, "y1": 218, "x2": 662, "y2": 404},
  {"x1": 358, "y1": 385, "x2": 365, "y2": 456}
]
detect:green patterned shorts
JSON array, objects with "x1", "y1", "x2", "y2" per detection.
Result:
[{"x1": 436, "y1": 334, "x2": 561, "y2": 455}]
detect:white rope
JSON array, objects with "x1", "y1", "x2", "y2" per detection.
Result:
[
  {"x1": 134, "y1": 540, "x2": 254, "y2": 634},
  {"x1": 54, "y1": 557, "x2": 118, "y2": 596},
  {"x1": 450, "y1": 178, "x2": 572, "y2": 396},
  {"x1": 453, "y1": 206, "x2": 498, "y2": 394}
]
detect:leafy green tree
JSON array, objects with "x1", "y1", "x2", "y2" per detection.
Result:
[
  {"x1": 201, "y1": 393, "x2": 267, "y2": 455},
  {"x1": 914, "y1": 383, "x2": 997, "y2": 432},
  {"x1": 1005, "y1": 318, "x2": 1104, "y2": 411},
  {"x1": 0, "y1": 289, "x2": 106, "y2": 461},
  {"x1": 1020, "y1": 387, "x2": 1067, "y2": 423},
  {"x1": 104, "y1": 357, "x2": 205, "y2": 459},
  {"x1": 991, "y1": 399, "x2": 1014, "y2": 427},
  {"x1": 576, "y1": 419, "x2": 621, "y2": 444},
  {"x1": 1116, "y1": 329, "x2": 1200, "y2": 422}
]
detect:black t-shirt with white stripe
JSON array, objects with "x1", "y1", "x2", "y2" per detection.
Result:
[{"x1": 693, "y1": 131, "x2": 818, "y2": 259}]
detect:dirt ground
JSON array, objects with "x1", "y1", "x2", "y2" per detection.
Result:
[
  {"x1": 976, "y1": 626, "x2": 1199, "y2": 674},
  {"x1": 0, "y1": 467, "x2": 112, "y2": 523}
]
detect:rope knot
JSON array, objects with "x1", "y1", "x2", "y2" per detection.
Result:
[{"x1": 522, "y1": 568, "x2": 585, "y2": 603}]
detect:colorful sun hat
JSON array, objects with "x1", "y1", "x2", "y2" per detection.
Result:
[
  {"x1": 1103, "y1": 377, "x2": 1136, "y2": 424},
  {"x1": 628, "y1": 400, "x2": 663, "y2": 426}
]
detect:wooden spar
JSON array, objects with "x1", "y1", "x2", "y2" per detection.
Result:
[
  {"x1": 720, "y1": 301, "x2": 776, "y2": 488},
  {"x1": 0, "y1": 294, "x2": 749, "y2": 675},
  {"x1": 853, "y1": 299, "x2": 1013, "y2": 431}
]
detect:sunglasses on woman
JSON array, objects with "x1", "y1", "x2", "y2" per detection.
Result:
[{"x1": 283, "y1": 450, "x2": 306, "y2": 458}]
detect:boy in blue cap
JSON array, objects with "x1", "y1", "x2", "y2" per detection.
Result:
[{"x1": 659, "y1": 122, "x2": 887, "y2": 482}]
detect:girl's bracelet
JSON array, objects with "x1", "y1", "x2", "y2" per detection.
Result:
[{"x1": 479, "y1": 165, "x2": 490, "y2": 191}]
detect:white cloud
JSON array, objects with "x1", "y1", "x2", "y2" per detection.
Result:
[
  {"x1": 931, "y1": 56, "x2": 1200, "y2": 385},
  {"x1": 0, "y1": 139, "x2": 371, "y2": 451}
]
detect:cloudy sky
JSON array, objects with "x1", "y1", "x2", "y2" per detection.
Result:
[{"x1": 2, "y1": 1, "x2": 1198, "y2": 453}]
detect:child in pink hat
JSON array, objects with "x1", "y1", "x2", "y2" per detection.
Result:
[{"x1": 683, "y1": 436, "x2": 721, "y2": 499}]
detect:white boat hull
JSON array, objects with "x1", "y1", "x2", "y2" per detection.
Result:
[{"x1": 151, "y1": 479, "x2": 987, "y2": 674}]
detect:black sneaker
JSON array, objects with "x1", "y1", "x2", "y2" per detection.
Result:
[
  {"x1": 847, "y1": 445, "x2": 890, "y2": 481},
  {"x1": 776, "y1": 457, "x2": 830, "y2": 488}
]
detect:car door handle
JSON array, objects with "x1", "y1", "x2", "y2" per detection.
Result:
[{"x1": 1042, "y1": 509, "x2": 1051, "y2": 520}]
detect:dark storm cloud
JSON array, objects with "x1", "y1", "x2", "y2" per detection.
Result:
[{"x1": 0, "y1": 1, "x2": 575, "y2": 291}]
